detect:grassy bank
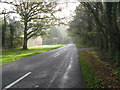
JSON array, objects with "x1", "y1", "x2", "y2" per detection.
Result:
[
  {"x1": 79, "y1": 49, "x2": 120, "y2": 88},
  {"x1": 80, "y1": 51, "x2": 100, "y2": 88},
  {"x1": 0, "y1": 45, "x2": 63, "y2": 65}
]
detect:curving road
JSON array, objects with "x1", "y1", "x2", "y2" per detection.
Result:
[{"x1": 2, "y1": 44, "x2": 84, "y2": 89}]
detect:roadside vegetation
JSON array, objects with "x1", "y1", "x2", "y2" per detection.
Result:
[
  {"x1": 68, "y1": 2, "x2": 120, "y2": 69},
  {"x1": 1, "y1": 1, "x2": 63, "y2": 50},
  {"x1": 79, "y1": 50, "x2": 100, "y2": 88},
  {"x1": 79, "y1": 49, "x2": 120, "y2": 88},
  {"x1": 1, "y1": 45, "x2": 63, "y2": 65},
  {"x1": 68, "y1": 2, "x2": 120, "y2": 88}
]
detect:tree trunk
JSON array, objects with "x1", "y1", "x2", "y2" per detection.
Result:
[
  {"x1": 23, "y1": 21, "x2": 28, "y2": 50},
  {"x1": 111, "y1": 3, "x2": 120, "y2": 51},
  {"x1": 9, "y1": 24, "x2": 14, "y2": 49},
  {"x1": 2, "y1": 14, "x2": 7, "y2": 48},
  {"x1": 105, "y1": 2, "x2": 120, "y2": 51}
]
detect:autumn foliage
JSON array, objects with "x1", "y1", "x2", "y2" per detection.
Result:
[{"x1": 81, "y1": 50, "x2": 120, "y2": 88}]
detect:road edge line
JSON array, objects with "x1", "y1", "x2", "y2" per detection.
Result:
[{"x1": 3, "y1": 72, "x2": 31, "y2": 89}]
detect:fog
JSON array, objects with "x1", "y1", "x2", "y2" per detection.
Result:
[{"x1": 43, "y1": 25, "x2": 73, "y2": 45}]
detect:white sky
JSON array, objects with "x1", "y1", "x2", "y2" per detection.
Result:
[
  {"x1": 55, "y1": 0, "x2": 79, "y2": 22},
  {"x1": 0, "y1": 0, "x2": 80, "y2": 22}
]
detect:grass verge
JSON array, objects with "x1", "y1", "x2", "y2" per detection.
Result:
[
  {"x1": 79, "y1": 49, "x2": 120, "y2": 88},
  {"x1": 80, "y1": 51, "x2": 100, "y2": 88},
  {"x1": 1, "y1": 45, "x2": 63, "y2": 65}
]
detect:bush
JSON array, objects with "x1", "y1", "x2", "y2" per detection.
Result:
[{"x1": 114, "y1": 50, "x2": 120, "y2": 67}]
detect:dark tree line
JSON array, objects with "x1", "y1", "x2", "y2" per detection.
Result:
[
  {"x1": 68, "y1": 2, "x2": 120, "y2": 66},
  {"x1": 1, "y1": 12, "x2": 23, "y2": 49}
]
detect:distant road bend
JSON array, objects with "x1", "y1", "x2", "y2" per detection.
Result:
[{"x1": 2, "y1": 44, "x2": 83, "y2": 89}]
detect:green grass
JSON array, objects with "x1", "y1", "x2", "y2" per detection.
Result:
[
  {"x1": 0, "y1": 45, "x2": 63, "y2": 65},
  {"x1": 80, "y1": 51, "x2": 100, "y2": 88},
  {"x1": 76, "y1": 44, "x2": 86, "y2": 48}
]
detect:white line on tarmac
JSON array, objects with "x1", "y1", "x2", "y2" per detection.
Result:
[{"x1": 3, "y1": 72, "x2": 31, "y2": 89}]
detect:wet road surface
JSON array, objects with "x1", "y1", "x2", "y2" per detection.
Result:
[{"x1": 1, "y1": 44, "x2": 84, "y2": 89}]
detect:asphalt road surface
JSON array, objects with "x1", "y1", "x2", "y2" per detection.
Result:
[{"x1": 1, "y1": 44, "x2": 84, "y2": 89}]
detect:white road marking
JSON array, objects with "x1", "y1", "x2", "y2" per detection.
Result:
[
  {"x1": 48, "y1": 51, "x2": 72, "y2": 88},
  {"x1": 3, "y1": 72, "x2": 31, "y2": 89},
  {"x1": 54, "y1": 54, "x2": 59, "y2": 57},
  {"x1": 60, "y1": 60, "x2": 73, "y2": 88}
]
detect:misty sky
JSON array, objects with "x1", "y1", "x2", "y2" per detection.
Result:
[{"x1": 0, "y1": 0, "x2": 79, "y2": 22}]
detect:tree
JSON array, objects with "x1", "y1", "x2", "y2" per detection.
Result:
[
  {"x1": 14, "y1": 1, "x2": 61, "y2": 50},
  {"x1": 8, "y1": 20, "x2": 23, "y2": 48},
  {"x1": 2, "y1": 11, "x2": 7, "y2": 48},
  {"x1": 81, "y1": 2, "x2": 120, "y2": 50},
  {"x1": 68, "y1": 2, "x2": 120, "y2": 66}
]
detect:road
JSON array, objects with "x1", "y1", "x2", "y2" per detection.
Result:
[{"x1": 1, "y1": 44, "x2": 84, "y2": 89}]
